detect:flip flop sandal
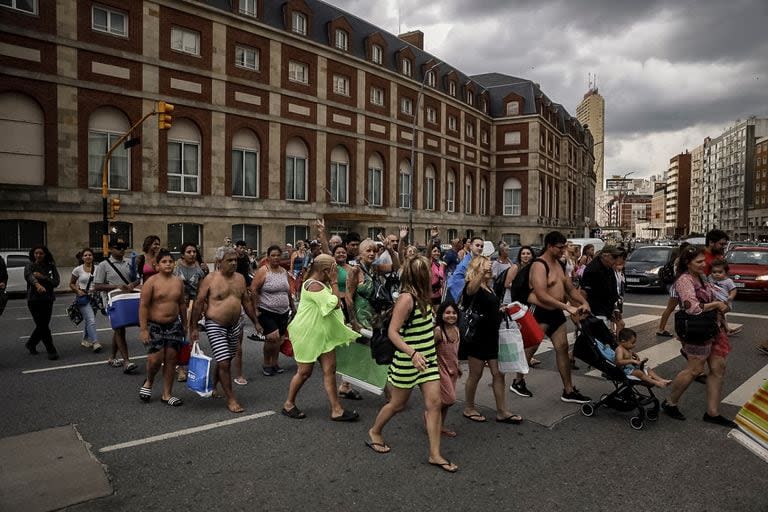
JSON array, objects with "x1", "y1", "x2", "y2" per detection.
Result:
[
  {"x1": 496, "y1": 415, "x2": 523, "y2": 424},
  {"x1": 656, "y1": 331, "x2": 673, "y2": 337},
  {"x1": 338, "y1": 389, "x2": 363, "y2": 400},
  {"x1": 233, "y1": 377, "x2": 248, "y2": 386},
  {"x1": 281, "y1": 406, "x2": 306, "y2": 419},
  {"x1": 331, "y1": 409, "x2": 360, "y2": 422},
  {"x1": 139, "y1": 386, "x2": 151, "y2": 402},
  {"x1": 364, "y1": 439, "x2": 391, "y2": 454},
  {"x1": 429, "y1": 460, "x2": 458, "y2": 473},
  {"x1": 161, "y1": 397, "x2": 184, "y2": 407},
  {"x1": 123, "y1": 362, "x2": 138, "y2": 374},
  {"x1": 462, "y1": 412, "x2": 487, "y2": 423},
  {"x1": 107, "y1": 359, "x2": 124, "y2": 368}
]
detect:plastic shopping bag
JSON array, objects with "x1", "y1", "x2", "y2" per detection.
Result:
[
  {"x1": 498, "y1": 316, "x2": 529, "y2": 374},
  {"x1": 187, "y1": 342, "x2": 213, "y2": 397}
]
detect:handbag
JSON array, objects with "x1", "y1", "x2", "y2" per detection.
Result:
[
  {"x1": 187, "y1": 342, "x2": 213, "y2": 397},
  {"x1": 370, "y1": 302, "x2": 413, "y2": 365},
  {"x1": 674, "y1": 309, "x2": 719, "y2": 345},
  {"x1": 458, "y1": 291, "x2": 481, "y2": 345},
  {"x1": 498, "y1": 315, "x2": 528, "y2": 374},
  {"x1": 66, "y1": 301, "x2": 83, "y2": 325}
]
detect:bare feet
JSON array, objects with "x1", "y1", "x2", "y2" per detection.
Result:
[
  {"x1": 365, "y1": 429, "x2": 390, "y2": 453},
  {"x1": 227, "y1": 400, "x2": 244, "y2": 413}
]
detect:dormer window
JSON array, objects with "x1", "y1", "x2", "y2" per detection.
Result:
[
  {"x1": 449, "y1": 81, "x2": 456, "y2": 97},
  {"x1": 371, "y1": 44, "x2": 383, "y2": 64},
  {"x1": 426, "y1": 70, "x2": 436, "y2": 87},
  {"x1": 466, "y1": 90, "x2": 474, "y2": 106},
  {"x1": 292, "y1": 11, "x2": 307, "y2": 35},
  {"x1": 335, "y1": 29, "x2": 348, "y2": 51},
  {"x1": 402, "y1": 58, "x2": 412, "y2": 77},
  {"x1": 506, "y1": 101, "x2": 519, "y2": 116}
]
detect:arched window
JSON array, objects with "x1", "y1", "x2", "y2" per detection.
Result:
[
  {"x1": 424, "y1": 165, "x2": 435, "y2": 210},
  {"x1": 464, "y1": 174, "x2": 473, "y2": 214},
  {"x1": 329, "y1": 146, "x2": 349, "y2": 204},
  {"x1": 398, "y1": 159, "x2": 411, "y2": 209},
  {"x1": 0, "y1": 92, "x2": 44, "y2": 186},
  {"x1": 232, "y1": 129, "x2": 260, "y2": 198},
  {"x1": 0, "y1": 219, "x2": 46, "y2": 250},
  {"x1": 167, "y1": 223, "x2": 202, "y2": 254},
  {"x1": 446, "y1": 170, "x2": 456, "y2": 212},
  {"x1": 88, "y1": 106, "x2": 130, "y2": 190},
  {"x1": 480, "y1": 178, "x2": 487, "y2": 216},
  {"x1": 285, "y1": 137, "x2": 308, "y2": 201},
  {"x1": 168, "y1": 119, "x2": 201, "y2": 194},
  {"x1": 503, "y1": 178, "x2": 522, "y2": 216},
  {"x1": 367, "y1": 153, "x2": 383, "y2": 207}
]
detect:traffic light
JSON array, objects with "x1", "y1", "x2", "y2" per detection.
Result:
[
  {"x1": 157, "y1": 101, "x2": 174, "y2": 130},
  {"x1": 109, "y1": 198, "x2": 121, "y2": 219}
]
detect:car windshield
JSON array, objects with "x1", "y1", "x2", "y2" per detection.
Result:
[
  {"x1": 726, "y1": 251, "x2": 768, "y2": 265},
  {"x1": 627, "y1": 248, "x2": 671, "y2": 263}
]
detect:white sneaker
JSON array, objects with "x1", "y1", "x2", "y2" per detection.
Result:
[
  {"x1": 92, "y1": 342, "x2": 103, "y2": 353},
  {"x1": 81, "y1": 340, "x2": 94, "y2": 349}
]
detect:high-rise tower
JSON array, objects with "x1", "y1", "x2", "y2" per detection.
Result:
[{"x1": 576, "y1": 76, "x2": 605, "y2": 192}]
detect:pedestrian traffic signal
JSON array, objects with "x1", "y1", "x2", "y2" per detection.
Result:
[
  {"x1": 157, "y1": 101, "x2": 174, "y2": 130},
  {"x1": 109, "y1": 198, "x2": 121, "y2": 219}
]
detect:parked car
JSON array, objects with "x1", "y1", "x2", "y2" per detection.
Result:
[
  {"x1": 1, "y1": 251, "x2": 29, "y2": 295},
  {"x1": 725, "y1": 247, "x2": 768, "y2": 298},
  {"x1": 624, "y1": 246, "x2": 675, "y2": 291}
]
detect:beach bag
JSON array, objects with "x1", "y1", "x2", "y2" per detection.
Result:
[
  {"x1": 674, "y1": 309, "x2": 718, "y2": 345},
  {"x1": 458, "y1": 292, "x2": 481, "y2": 344},
  {"x1": 187, "y1": 342, "x2": 213, "y2": 397},
  {"x1": 66, "y1": 301, "x2": 83, "y2": 325},
  {"x1": 498, "y1": 315, "x2": 528, "y2": 374},
  {"x1": 370, "y1": 303, "x2": 413, "y2": 365}
]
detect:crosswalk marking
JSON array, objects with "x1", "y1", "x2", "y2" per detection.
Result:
[
  {"x1": 623, "y1": 302, "x2": 768, "y2": 321},
  {"x1": 18, "y1": 327, "x2": 113, "y2": 340},
  {"x1": 722, "y1": 363, "x2": 768, "y2": 406}
]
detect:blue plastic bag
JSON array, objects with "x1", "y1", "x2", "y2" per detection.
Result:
[{"x1": 187, "y1": 342, "x2": 213, "y2": 397}]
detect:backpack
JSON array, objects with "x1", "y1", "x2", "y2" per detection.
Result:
[
  {"x1": 509, "y1": 258, "x2": 550, "y2": 305},
  {"x1": 370, "y1": 299, "x2": 413, "y2": 365},
  {"x1": 493, "y1": 267, "x2": 510, "y2": 301},
  {"x1": 659, "y1": 260, "x2": 676, "y2": 285}
]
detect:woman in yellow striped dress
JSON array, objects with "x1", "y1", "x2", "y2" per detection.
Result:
[{"x1": 365, "y1": 256, "x2": 458, "y2": 473}]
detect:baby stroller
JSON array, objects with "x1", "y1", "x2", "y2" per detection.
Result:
[{"x1": 572, "y1": 316, "x2": 660, "y2": 430}]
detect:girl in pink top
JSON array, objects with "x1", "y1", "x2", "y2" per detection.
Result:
[
  {"x1": 430, "y1": 244, "x2": 446, "y2": 306},
  {"x1": 434, "y1": 302, "x2": 461, "y2": 437}
]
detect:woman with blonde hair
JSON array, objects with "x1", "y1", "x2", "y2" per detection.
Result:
[
  {"x1": 461, "y1": 255, "x2": 523, "y2": 425},
  {"x1": 366, "y1": 256, "x2": 457, "y2": 473}
]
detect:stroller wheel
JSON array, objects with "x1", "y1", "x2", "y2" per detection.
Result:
[
  {"x1": 581, "y1": 402, "x2": 596, "y2": 417},
  {"x1": 646, "y1": 409, "x2": 659, "y2": 421},
  {"x1": 629, "y1": 416, "x2": 645, "y2": 430}
]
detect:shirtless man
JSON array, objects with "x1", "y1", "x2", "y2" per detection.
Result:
[
  {"x1": 529, "y1": 231, "x2": 591, "y2": 404},
  {"x1": 138, "y1": 249, "x2": 186, "y2": 406},
  {"x1": 190, "y1": 247, "x2": 257, "y2": 413}
]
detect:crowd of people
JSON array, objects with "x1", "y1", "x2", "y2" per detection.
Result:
[{"x1": 4, "y1": 225, "x2": 767, "y2": 473}]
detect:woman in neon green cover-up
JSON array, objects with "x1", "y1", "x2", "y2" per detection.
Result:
[{"x1": 282, "y1": 254, "x2": 361, "y2": 422}]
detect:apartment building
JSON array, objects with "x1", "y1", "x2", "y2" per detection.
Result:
[
  {"x1": 689, "y1": 142, "x2": 705, "y2": 234},
  {"x1": 748, "y1": 136, "x2": 768, "y2": 239},
  {"x1": 665, "y1": 152, "x2": 691, "y2": 238}
]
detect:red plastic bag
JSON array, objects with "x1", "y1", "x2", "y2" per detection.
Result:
[
  {"x1": 177, "y1": 342, "x2": 192, "y2": 365},
  {"x1": 280, "y1": 337, "x2": 294, "y2": 357}
]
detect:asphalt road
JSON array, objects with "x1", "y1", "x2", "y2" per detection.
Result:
[{"x1": 0, "y1": 291, "x2": 766, "y2": 512}]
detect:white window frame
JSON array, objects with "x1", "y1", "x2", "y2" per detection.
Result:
[
  {"x1": 506, "y1": 101, "x2": 519, "y2": 116},
  {"x1": 399, "y1": 170, "x2": 412, "y2": 209},
  {"x1": 426, "y1": 106, "x2": 436, "y2": 124},
  {"x1": 285, "y1": 155, "x2": 308, "y2": 201},
  {"x1": 232, "y1": 224, "x2": 261, "y2": 253},
  {"x1": 170, "y1": 26, "x2": 200, "y2": 56},
  {"x1": 449, "y1": 81, "x2": 456, "y2": 97},
  {"x1": 426, "y1": 71, "x2": 436, "y2": 87},
  {"x1": 481, "y1": 130, "x2": 488, "y2": 144},
  {"x1": 288, "y1": 60, "x2": 308, "y2": 84},
  {"x1": 235, "y1": 45, "x2": 259, "y2": 71},
  {"x1": 285, "y1": 225, "x2": 308, "y2": 246},
  {"x1": 402, "y1": 58, "x2": 412, "y2": 77},
  {"x1": 1, "y1": 0, "x2": 37, "y2": 14},
  {"x1": 239, "y1": 0, "x2": 257, "y2": 17},
  {"x1": 446, "y1": 178, "x2": 455, "y2": 212},
  {"x1": 92, "y1": 5, "x2": 128, "y2": 37},
  {"x1": 332, "y1": 74, "x2": 350, "y2": 96},
  {"x1": 504, "y1": 131, "x2": 521, "y2": 145},
  {"x1": 425, "y1": 175, "x2": 435, "y2": 210},
  {"x1": 466, "y1": 123, "x2": 474, "y2": 138},
  {"x1": 480, "y1": 180, "x2": 487, "y2": 215},
  {"x1": 335, "y1": 29, "x2": 348, "y2": 51},
  {"x1": 401, "y1": 97, "x2": 413, "y2": 116},
  {"x1": 370, "y1": 86, "x2": 384, "y2": 106},
  {"x1": 448, "y1": 115, "x2": 457, "y2": 131},
  {"x1": 464, "y1": 179, "x2": 473, "y2": 214},
  {"x1": 503, "y1": 183, "x2": 522, "y2": 216},
  {"x1": 88, "y1": 130, "x2": 130, "y2": 191},
  {"x1": 167, "y1": 140, "x2": 200, "y2": 195},
  {"x1": 292, "y1": 11, "x2": 307, "y2": 35},
  {"x1": 367, "y1": 166, "x2": 383, "y2": 207},
  {"x1": 329, "y1": 162, "x2": 349, "y2": 204},
  {"x1": 232, "y1": 147, "x2": 259, "y2": 198},
  {"x1": 466, "y1": 90, "x2": 474, "y2": 105},
  {"x1": 371, "y1": 44, "x2": 383, "y2": 64},
  {"x1": 167, "y1": 223, "x2": 201, "y2": 254}
]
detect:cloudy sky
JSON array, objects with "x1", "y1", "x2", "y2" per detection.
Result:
[{"x1": 329, "y1": 0, "x2": 768, "y2": 181}]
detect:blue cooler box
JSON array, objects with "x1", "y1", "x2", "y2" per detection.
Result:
[{"x1": 106, "y1": 290, "x2": 140, "y2": 329}]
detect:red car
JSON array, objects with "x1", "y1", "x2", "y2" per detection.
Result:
[{"x1": 725, "y1": 247, "x2": 768, "y2": 297}]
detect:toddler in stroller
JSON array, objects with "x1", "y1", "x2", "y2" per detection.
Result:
[
  {"x1": 573, "y1": 316, "x2": 661, "y2": 430},
  {"x1": 615, "y1": 328, "x2": 672, "y2": 388}
]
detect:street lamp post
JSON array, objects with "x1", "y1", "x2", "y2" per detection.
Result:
[
  {"x1": 617, "y1": 171, "x2": 635, "y2": 237},
  {"x1": 408, "y1": 61, "x2": 441, "y2": 246}
]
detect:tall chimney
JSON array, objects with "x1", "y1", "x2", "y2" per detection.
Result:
[{"x1": 398, "y1": 30, "x2": 424, "y2": 49}]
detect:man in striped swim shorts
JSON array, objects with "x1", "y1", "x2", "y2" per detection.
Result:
[{"x1": 190, "y1": 247, "x2": 257, "y2": 413}]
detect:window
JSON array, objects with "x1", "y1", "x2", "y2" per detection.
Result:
[
  {"x1": 171, "y1": 27, "x2": 200, "y2": 56},
  {"x1": 167, "y1": 223, "x2": 201, "y2": 254},
  {"x1": 1, "y1": 0, "x2": 36, "y2": 14},
  {"x1": 448, "y1": 115, "x2": 457, "y2": 131},
  {"x1": 449, "y1": 81, "x2": 456, "y2": 97},
  {"x1": 481, "y1": 130, "x2": 488, "y2": 144},
  {"x1": 371, "y1": 44, "x2": 383, "y2": 64},
  {"x1": 288, "y1": 60, "x2": 308, "y2": 84},
  {"x1": 402, "y1": 58, "x2": 412, "y2": 77},
  {"x1": 239, "y1": 0, "x2": 257, "y2": 17},
  {"x1": 292, "y1": 11, "x2": 307, "y2": 35},
  {"x1": 504, "y1": 131, "x2": 521, "y2": 145},
  {"x1": 426, "y1": 71, "x2": 436, "y2": 87},
  {"x1": 426, "y1": 106, "x2": 436, "y2": 124},
  {"x1": 501, "y1": 233, "x2": 521, "y2": 246},
  {"x1": 481, "y1": 98, "x2": 487, "y2": 113},
  {"x1": 480, "y1": 178, "x2": 487, "y2": 215},
  {"x1": 399, "y1": 167, "x2": 411, "y2": 209},
  {"x1": 464, "y1": 176, "x2": 473, "y2": 214},
  {"x1": 368, "y1": 227, "x2": 385, "y2": 240},
  {"x1": 232, "y1": 128, "x2": 259, "y2": 198},
  {"x1": 466, "y1": 90, "x2": 474, "y2": 105},
  {"x1": 88, "y1": 131, "x2": 130, "y2": 190},
  {"x1": 447, "y1": 229, "x2": 458, "y2": 241},
  {"x1": 370, "y1": 86, "x2": 384, "y2": 106},
  {"x1": 168, "y1": 140, "x2": 200, "y2": 194},
  {"x1": 232, "y1": 224, "x2": 260, "y2": 252},
  {"x1": 425, "y1": 166, "x2": 435, "y2": 210},
  {"x1": 446, "y1": 172, "x2": 456, "y2": 212},
  {"x1": 235, "y1": 45, "x2": 259, "y2": 71},
  {"x1": 285, "y1": 225, "x2": 308, "y2": 246},
  {"x1": 503, "y1": 178, "x2": 522, "y2": 216},
  {"x1": 466, "y1": 123, "x2": 474, "y2": 138},
  {"x1": 401, "y1": 97, "x2": 413, "y2": 116},
  {"x1": 92, "y1": 5, "x2": 127, "y2": 37},
  {"x1": 332, "y1": 74, "x2": 350, "y2": 96},
  {"x1": 88, "y1": 221, "x2": 131, "y2": 250},
  {"x1": 329, "y1": 162, "x2": 348, "y2": 204},
  {"x1": 0, "y1": 219, "x2": 46, "y2": 250},
  {"x1": 367, "y1": 154, "x2": 383, "y2": 207},
  {"x1": 506, "y1": 102, "x2": 519, "y2": 116},
  {"x1": 0, "y1": 92, "x2": 44, "y2": 186},
  {"x1": 285, "y1": 138, "x2": 308, "y2": 201},
  {"x1": 335, "y1": 29, "x2": 348, "y2": 51}
]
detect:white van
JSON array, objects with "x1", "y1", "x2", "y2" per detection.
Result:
[{"x1": 567, "y1": 238, "x2": 605, "y2": 257}]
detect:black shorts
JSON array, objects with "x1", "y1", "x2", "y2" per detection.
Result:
[
  {"x1": 258, "y1": 308, "x2": 289, "y2": 336},
  {"x1": 147, "y1": 319, "x2": 185, "y2": 353},
  {"x1": 531, "y1": 305, "x2": 567, "y2": 337}
]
